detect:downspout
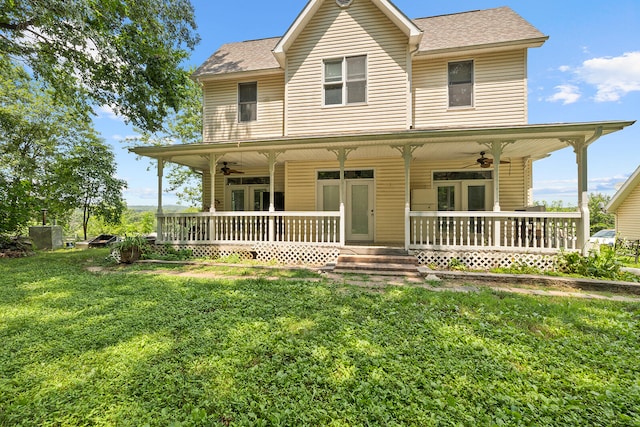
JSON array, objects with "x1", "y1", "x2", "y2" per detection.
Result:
[{"x1": 407, "y1": 45, "x2": 420, "y2": 130}]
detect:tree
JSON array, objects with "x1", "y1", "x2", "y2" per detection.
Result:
[
  {"x1": 0, "y1": 0, "x2": 199, "y2": 132},
  {"x1": 588, "y1": 193, "x2": 615, "y2": 233},
  {"x1": 0, "y1": 55, "x2": 88, "y2": 234},
  {"x1": 47, "y1": 136, "x2": 127, "y2": 240},
  {"x1": 0, "y1": 55, "x2": 126, "y2": 237},
  {"x1": 132, "y1": 74, "x2": 203, "y2": 206}
]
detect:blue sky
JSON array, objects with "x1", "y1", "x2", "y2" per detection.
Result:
[{"x1": 95, "y1": 0, "x2": 640, "y2": 207}]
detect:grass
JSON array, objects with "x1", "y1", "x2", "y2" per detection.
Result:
[{"x1": 1, "y1": 250, "x2": 640, "y2": 426}]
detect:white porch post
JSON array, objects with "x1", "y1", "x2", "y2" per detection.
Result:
[
  {"x1": 156, "y1": 158, "x2": 164, "y2": 239},
  {"x1": 209, "y1": 155, "x2": 218, "y2": 212},
  {"x1": 575, "y1": 139, "x2": 590, "y2": 254},
  {"x1": 395, "y1": 145, "x2": 416, "y2": 250},
  {"x1": 338, "y1": 148, "x2": 347, "y2": 247},
  {"x1": 489, "y1": 142, "x2": 502, "y2": 212},
  {"x1": 259, "y1": 151, "x2": 281, "y2": 242},
  {"x1": 404, "y1": 149, "x2": 411, "y2": 250},
  {"x1": 209, "y1": 155, "x2": 219, "y2": 243},
  {"x1": 489, "y1": 142, "x2": 502, "y2": 246},
  {"x1": 268, "y1": 151, "x2": 277, "y2": 242},
  {"x1": 157, "y1": 158, "x2": 164, "y2": 214},
  {"x1": 565, "y1": 128, "x2": 601, "y2": 255}
]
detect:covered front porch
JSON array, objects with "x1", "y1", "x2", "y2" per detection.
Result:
[{"x1": 132, "y1": 121, "x2": 633, "y2": 268}]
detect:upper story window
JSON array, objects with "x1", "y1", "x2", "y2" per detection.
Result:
[
  {"x1": 238, "y1": 82, "x2": 257, "y2": 122},
  {"x1": 324, "y1": 55, "x2": 367, "y2": 106},
  {"x1": 448, "y1": 60, "x2": 473, "y2": 108}
]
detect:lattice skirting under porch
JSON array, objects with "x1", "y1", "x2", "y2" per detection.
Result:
[
  {"x1": 154, "y1": 243, "x2": 340, "y2": 266},
  {"x1": 411, "y1": 250, "x2": 559, "y2": 271}
]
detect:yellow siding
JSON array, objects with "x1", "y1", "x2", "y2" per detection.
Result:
[
  {"x1": 286, "y1": 0, "x2": 410, "y2": 136},
  {"x1": 202, "y1": 74, "x2": 284, "y2": 142},
  {"x1": 285, "y1": 158, "x2": 406, "y2": 244},
  {"x1": 413, "y1": 50, "x2": 528, "y2": 128},
  {"x1": 617, "y1": 184, "x2": 640, "y2": 240}
]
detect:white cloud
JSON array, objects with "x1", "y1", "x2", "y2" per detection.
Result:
[
  {"x1": 558, "y1": 65, "x2": 571, "y2": 72},
  {"x1": 96, "y1": 105, "x2": 122, "y2": 121},
  {"x1": 577, "y1": 51, "x2": 640, "y2": 102},
  {"x1": 546, "y1": 84, "x2": 581, "y2": 104},
  {"x1": 534, "y1": 174, "x2": 629, "y2": 200},
  {"x1": 124, "y1": 187, "x2": 156, "y2": 199}
]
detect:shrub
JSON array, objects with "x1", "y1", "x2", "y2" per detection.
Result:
[
  {"x1": 448, "y1": 257, "x2": 467, "y2": 271},
  {"x1": 556, "y1": 246, "x2": 622, "y2": 280}
]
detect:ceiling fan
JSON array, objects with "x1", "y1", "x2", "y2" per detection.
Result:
[
  {"x1": 469, "y1": 152, "x2": 511, "y2": 168},
  {"x1": 220, "y1": 161, "x2": 244, "y2": 175}
]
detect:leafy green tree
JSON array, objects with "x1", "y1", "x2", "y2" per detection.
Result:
[
  {"x1": 0, "y1": 56, "x2": 126, "y2": 237},
  {"x1": 534, "y1": 200, "x2": 575, "y2": 212},
  {"x1": 536, "y1": 194, "x2": 615, "y2": 235},
  {"x1": 132, "y1": 74, "x2": 203, "y2": 206},
  {"x1": 47, "y1": 135, "x2": 127, "y2": 240},
  {"x1": 0, "y1": 0, "x2": 199, "y2": 132},
  {"x1": 588, "y1": 193, "x2": 615, "y2": 233},
  {"x1": 0, "y1": 56, "x2": 88, "y2": 234}
]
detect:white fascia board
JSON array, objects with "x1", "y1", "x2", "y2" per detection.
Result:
[
  {"x1": 370, "y1": 0, "x2": 423, "y2": 47},
  {"x1": 273, "y1": 0, "x2": 423, "y2": 67},
  {"x1": 607, "y1": 164, "x2": 640, "y2": 213},
  {"x1": 272, "y1": 0, "x2": 323, "y2": 68}
]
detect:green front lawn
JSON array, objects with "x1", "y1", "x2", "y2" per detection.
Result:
[{"x1": 1, "y1": 250, "x2": 639, "y2": 426}]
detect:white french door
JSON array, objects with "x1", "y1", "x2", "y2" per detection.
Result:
[
  {"x1": 228, "y1": 185, "x2": 269, "y2": 211},
  {"x1": 317, "y1": 177, "x2": 375, "y2": 242},
  {"x1": 436, "y1": 181, "x2": 492, "y2": 211}
]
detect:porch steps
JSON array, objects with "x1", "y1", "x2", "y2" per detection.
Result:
[{"x1": 333, "y1": 247, "x2": 419, "y2": 276}]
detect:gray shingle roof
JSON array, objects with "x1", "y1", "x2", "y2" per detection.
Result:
[
  {"x1": 193, "y1": 6, "x2": 546, "y2": 79},
  {"x1": 193, "y1": 37, "x2": 281, "y2": 78},
  {"x1": 414, "y1": 7, "x2": 547, "y2": 54}
]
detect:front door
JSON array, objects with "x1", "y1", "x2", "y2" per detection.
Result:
[{"x1": 346, "y1": 180, "x2": 374, "y2": 241}]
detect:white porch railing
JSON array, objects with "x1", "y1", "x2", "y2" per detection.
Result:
[
  {"x1": 157, "y1": 210, "x2": 583, "y2": 253},
  {"x1": 409, "y1": 211, "x2": 583, "y2": 252},
  {"x1": 157, "y1": 212, "x2": 342, "y2": 245}
]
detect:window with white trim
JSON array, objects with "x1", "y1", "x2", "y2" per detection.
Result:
[
  {"x1": 448, "y1": 60, "x2": 473, "y2": 107},
  {"x1": 238, "y1": 82, "x2": 257, "y2": 122},
  {"x1": 324, "y1": 55, "x2": 367, "y2": 106}
]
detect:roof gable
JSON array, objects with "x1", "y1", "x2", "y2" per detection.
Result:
[
  {"x1": 272, "y1": 0, "x2": 423, "y2": 67},
  {"x1": 607, "y1": 165, "x2": 640, "y2": 213}
]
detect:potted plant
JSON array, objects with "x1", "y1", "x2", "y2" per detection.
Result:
[{"x1": 112, "y1": 235, "x2": 150, "y2": 264}]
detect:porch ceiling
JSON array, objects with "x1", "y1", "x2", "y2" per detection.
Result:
[{"x1": 130, "y1": 121, "x2": 634, "y2": 171}]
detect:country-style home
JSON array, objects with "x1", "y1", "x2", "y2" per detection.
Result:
[{"x1": 131, "y1": 0, "x2": 634, "y2": 269}]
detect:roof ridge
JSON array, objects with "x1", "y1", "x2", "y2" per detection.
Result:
[
  {"x1": 228, "y1": 36, "x2": 282, "y2": 45},
  {"x1": 412, "y1": 6, "x2": 509, "y2": 21}
]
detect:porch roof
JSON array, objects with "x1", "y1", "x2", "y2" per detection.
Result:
[{"x1": 130, "y1": 120, "x2": 634, "y2": 172}]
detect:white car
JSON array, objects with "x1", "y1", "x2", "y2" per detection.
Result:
[{"x1": 589, "y1": 229, "x2": 616, "y2": 246}]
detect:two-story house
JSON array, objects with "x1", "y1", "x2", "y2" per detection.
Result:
[{"x1": 132, "y1": 0, "x2": 634, "y2": 269}]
